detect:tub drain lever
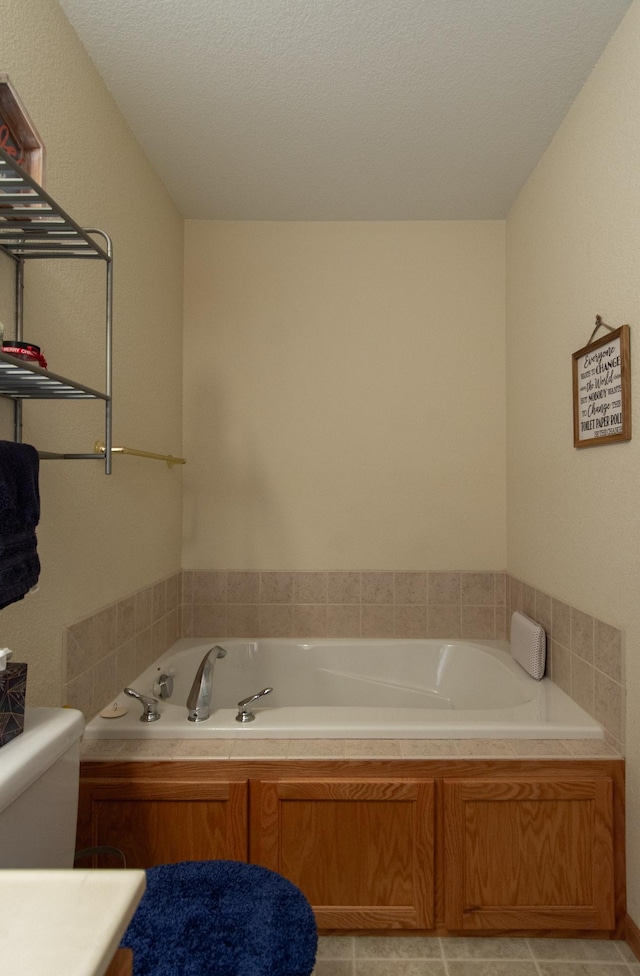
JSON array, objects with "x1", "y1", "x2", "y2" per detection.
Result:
[{"x1": 236, "y1": 687, "x2": 273, "y2": 723}]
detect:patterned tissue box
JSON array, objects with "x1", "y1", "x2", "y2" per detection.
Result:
[{"x1": 0, "y1": 661, "x2": 27, "y2": 747}]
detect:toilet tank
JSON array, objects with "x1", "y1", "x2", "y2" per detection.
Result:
[{"x1": 0, "y1": 707, "x2": 84, "y2": 868}]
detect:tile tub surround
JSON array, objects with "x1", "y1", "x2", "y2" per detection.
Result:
[
  {"x1": 182, "y1": 570, "x2": 508, "y2": 642},
  {"x1": 63, "y1": 572, "x2": 182, "y2": 720},
  {"x1": 508, "y1": 576, "x2": 625, "y2": 752},
  {"x1": 62, "y1": 568, "x2": 624, "y2": 746}
]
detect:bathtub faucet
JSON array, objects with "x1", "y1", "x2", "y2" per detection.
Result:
[
  {"x1": 187, "y1": 645, "x2": 227, "y2": 722},
  {"x1": 236, "y1": 687, "x2": 273, "y2": 723}
]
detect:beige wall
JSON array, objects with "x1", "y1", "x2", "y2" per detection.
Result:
[
  {"x1": 183, "y1": 220, "x2": 506, "y2": 571},
  {"x1": 506, "y1": 0, "x2": 640, "y2": 920},
  {"x1": 0, "y1": 0, "x2": 184, "y2": 705}
]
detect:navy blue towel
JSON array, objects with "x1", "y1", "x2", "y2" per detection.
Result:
[
  {"x1": 0, "y1": 441, "x2": 40, "y2": 611},
  {"x1": 122, "y1": 860, "x2": 318, "y2": 976}
]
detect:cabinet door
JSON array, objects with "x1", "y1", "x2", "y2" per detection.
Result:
[
  {"x1": 251, "y1": 778, "x2": 434, "y2": 930},
  {"x1": 444, "y1": 777, "x2": 615, "y2": 931},
  {"x1": 78, "y1": 778, "x2": 248, "y2": 868}
]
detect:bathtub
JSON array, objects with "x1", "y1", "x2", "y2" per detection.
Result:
[{"x1": 83, "y1": 637, "x2": 603, "y2": 740}]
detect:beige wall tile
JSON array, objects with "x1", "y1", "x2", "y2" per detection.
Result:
[
  {"x1": 344, "y1": 739, "x2": 402, "y2": 758},
  {"x1": 94, "y1": 606, "x2": 117, "y2": 661},
  {"x1": 166, "y1": 572, "x2": 181, "y2": 611},
  {"x1": 182, "y1": 571, "x2": 193, "y2": 603},
  {"x1": 428, "y1": 605, "x2": 461, "y2": 638},
  {"x1": 461, "y1": 606, "x2": 495, "y2": 639},
  {"x1": 508, "y1": 575, "x2": 522, "y2": 612},
  {"x1": 165, "y1": 608, "x2": 180, "y2": 647},
  {"x1": 151, "y1": 618, "x2": 166, "y2": 658},
  {"x1": 327, "y1": 605, "x2": 361, "y2": 637},
  {"x1": 509, "y1": 739, "x2": 572, "y2": 757},
  {"x1": 259, "y1": 604, "x2": 293, "y2": 637},
  {"x1": 293, "y1": 604, "x2": 328, "y2": 637},
  {"x1": 115, "y1": 639, "x2": 137, "y2": 690},
  {"x1": 495, "y1": 572, "x2": 507, "y2": 606},
  {"x1": 571, "y1": 608, "x2": 594, "y2": 663},
  {"x1": 394, "y1": 605, "x2": 428, "y2": 638},
  {"x1": 227, "y1": 571, "x2": 260, "y2": 603},
  {"x1": 496, "y1": 607, "x2": 507, "y2": 640},
  {"x1": 261, "y1": 572, "x2": 294, "y2": 604},
  {"x1": 394, "y1": 572, "x2": 427, "y2": 605},
  {"x1": 362, "y1": 572, "x2": 394, "y2": 604},
  {"x1": 152, "y1": 581, "x2": 167, "y2": 621},
  {"x1": 192, "y1": 571, "x2": 227, "y2": 604},
  {"x1": 136, "y1": 587, "x2": 154, "y2": 632},
  {"x1": 116, "y1": 596, "x2": 136, "y2": 646},
  {"x1": 327, "y1": 572, "x2": 361, "y2": 604},
  {"x1": 571, "y1": 655, "x2": 594, "y2": 715},
  {"x1": 461, "y1": 573, "x2": 495, "y2": 606},
  {"x1": 226, "y1": 604, "x2": 259, "y2": 636},
  {"x1": 294, "y1": 572, "x2": 328, "y2": 604},
  {"x1": 535, "y1": 591, "x2": 552, "y2": 635},
  {"x1": 65, "y1": 617, "x2": 95, "y2": 682},
  {"x1": 522, "y1": 582, "x2": 536, "y2": 617},
  {"x1": 287, "y1": 739, "x2": 346, "y2": 758},
  {"x1": 551, "y1": 599, "x2": 570, "y2": 648},
  {"x1": 229, "y1": 738, "x2": 289, "y2": 758},
  {"x1": 428, "y1": 572, "x2": 460, "y2": 605},
  {"x1": 594, "y1": 618, "x2": 623, "y2": 683},
  {"x1": 594, "y1": 672, "x2": 624, "y2": 743},
  {"x1": 361, "y1": 604, "x2": 394, "y2": 638},
  {"x1": 181, "y1": 606, "x2": 193, "y2": 637},
  {"x1": 455, "y1": 739, "x2": 516, "y2": 758},
  {"x1": 400, "y1": 740, "x2": 459, "y2": 757},
  {"x1": 171, "y1": 740, "x2": 232, "y2": 758},
  {"x1": 93, "y1": 652, "x2": 118, "y2": 714},
  {"x1": 63, "y1": 669, "x2": 93, "y2": 720},
  {"x1": 550, "y1": 640, "x2": 571, "y2": 693},
  {"x1": 191, "y1": 604, "x2": 227, "y2": 637},
  {"x1": 135, "y1": 626, "x2": 153, "y2": 672}
]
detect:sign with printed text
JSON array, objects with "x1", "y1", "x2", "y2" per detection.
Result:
[{"x1": 572, "y1": 324, "x2": 631, "y2": 448}]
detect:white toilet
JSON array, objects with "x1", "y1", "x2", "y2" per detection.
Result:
[{"x1": 0, "y1": 707, "x2": 85, "y2": 868}]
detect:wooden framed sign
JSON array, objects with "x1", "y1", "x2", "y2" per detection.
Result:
[
  {"x1": 572, "y1": 323, "x2": 631, "y2": 448},
  {"x1": 0, "y1": 74, "x2": 44, "y2": 186}
]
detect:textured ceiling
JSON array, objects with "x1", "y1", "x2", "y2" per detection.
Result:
[{"x1": 59, "y1": 0, "x2": 632, "y2": 220}]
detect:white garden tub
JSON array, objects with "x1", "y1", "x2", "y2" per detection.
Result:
[{"x1": 84, "y1": 638, "x2": 603, "y2": 740}]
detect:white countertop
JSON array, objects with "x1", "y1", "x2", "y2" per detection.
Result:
[{"x1": 0, "y1": 869, "x2": 146, "y2": 976}]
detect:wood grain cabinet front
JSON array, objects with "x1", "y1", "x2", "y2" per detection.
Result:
[
  {"x1": 77, "y1": 776, "x2": 249, "y2": 868},
  {"x1": 443, "y1": 776, "x2": 616, "y2": 931},
  {"x1": 250, "y1": 778, "x2": 435, "y2": 930}
]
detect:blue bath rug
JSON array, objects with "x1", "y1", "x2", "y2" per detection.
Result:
[{"x1": 121, "y1": 859, "x2": 318, "y2": 976}]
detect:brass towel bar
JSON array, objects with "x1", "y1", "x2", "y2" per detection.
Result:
[{"x1": 94, "y1": 440, "x2": 186, "y2": 468}]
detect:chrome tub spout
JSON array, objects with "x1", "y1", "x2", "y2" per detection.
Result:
[{"x1": 187, "y1": 645, "x2": 227, "y2": 722}]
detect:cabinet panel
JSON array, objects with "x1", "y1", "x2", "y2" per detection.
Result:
[
  {"x1": 251, "y1": 778, "x2": 434, "y2": 930},
  {"x1": 444, "y1": 778, "x2": 614, "y2": 931},
  {"x1": 78, "y1": 778, "x2": 248, "y2": 868}
]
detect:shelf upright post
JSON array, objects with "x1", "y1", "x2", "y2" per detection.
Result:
[
  {"x1": 13, "y1": 255, "x2": 24, "y2": 444},
  {"x1": 85, "y1": 229, "x2": 113, "y2": 474}
]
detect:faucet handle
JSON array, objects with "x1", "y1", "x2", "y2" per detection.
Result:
[
  {"x1": 236, "y1": 687, "x2": 273, "y2": 723},
  {"x1": 124, "y1": 686, "x2": 161, "y2": 723}
]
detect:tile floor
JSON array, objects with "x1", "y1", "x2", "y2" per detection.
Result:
[{"x1": 312, "y1": 936, "x2": 639, "y2": 976}]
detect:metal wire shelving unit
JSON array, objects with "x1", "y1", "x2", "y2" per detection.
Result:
[{"x1": 0, "y1": 144, "x2": 113, "y2": 472}]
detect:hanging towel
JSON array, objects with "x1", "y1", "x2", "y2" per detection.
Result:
[{"x1": 0, "y1": 442, "x2": 40, "y2": 611}]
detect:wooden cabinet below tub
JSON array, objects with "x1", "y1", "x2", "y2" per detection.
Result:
[
  {"x1": 77, "y1": 772, "x2": 248, "y2": 867},
  {"x1": 77, "y1": 756, "x2": 625, "y2": 936},
  {"x1": 443, "y1": 776, "x2": 616, "y2": 931},
  {"x1": 250, "y1": 777, "x2": 434, "y2": 930}
]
